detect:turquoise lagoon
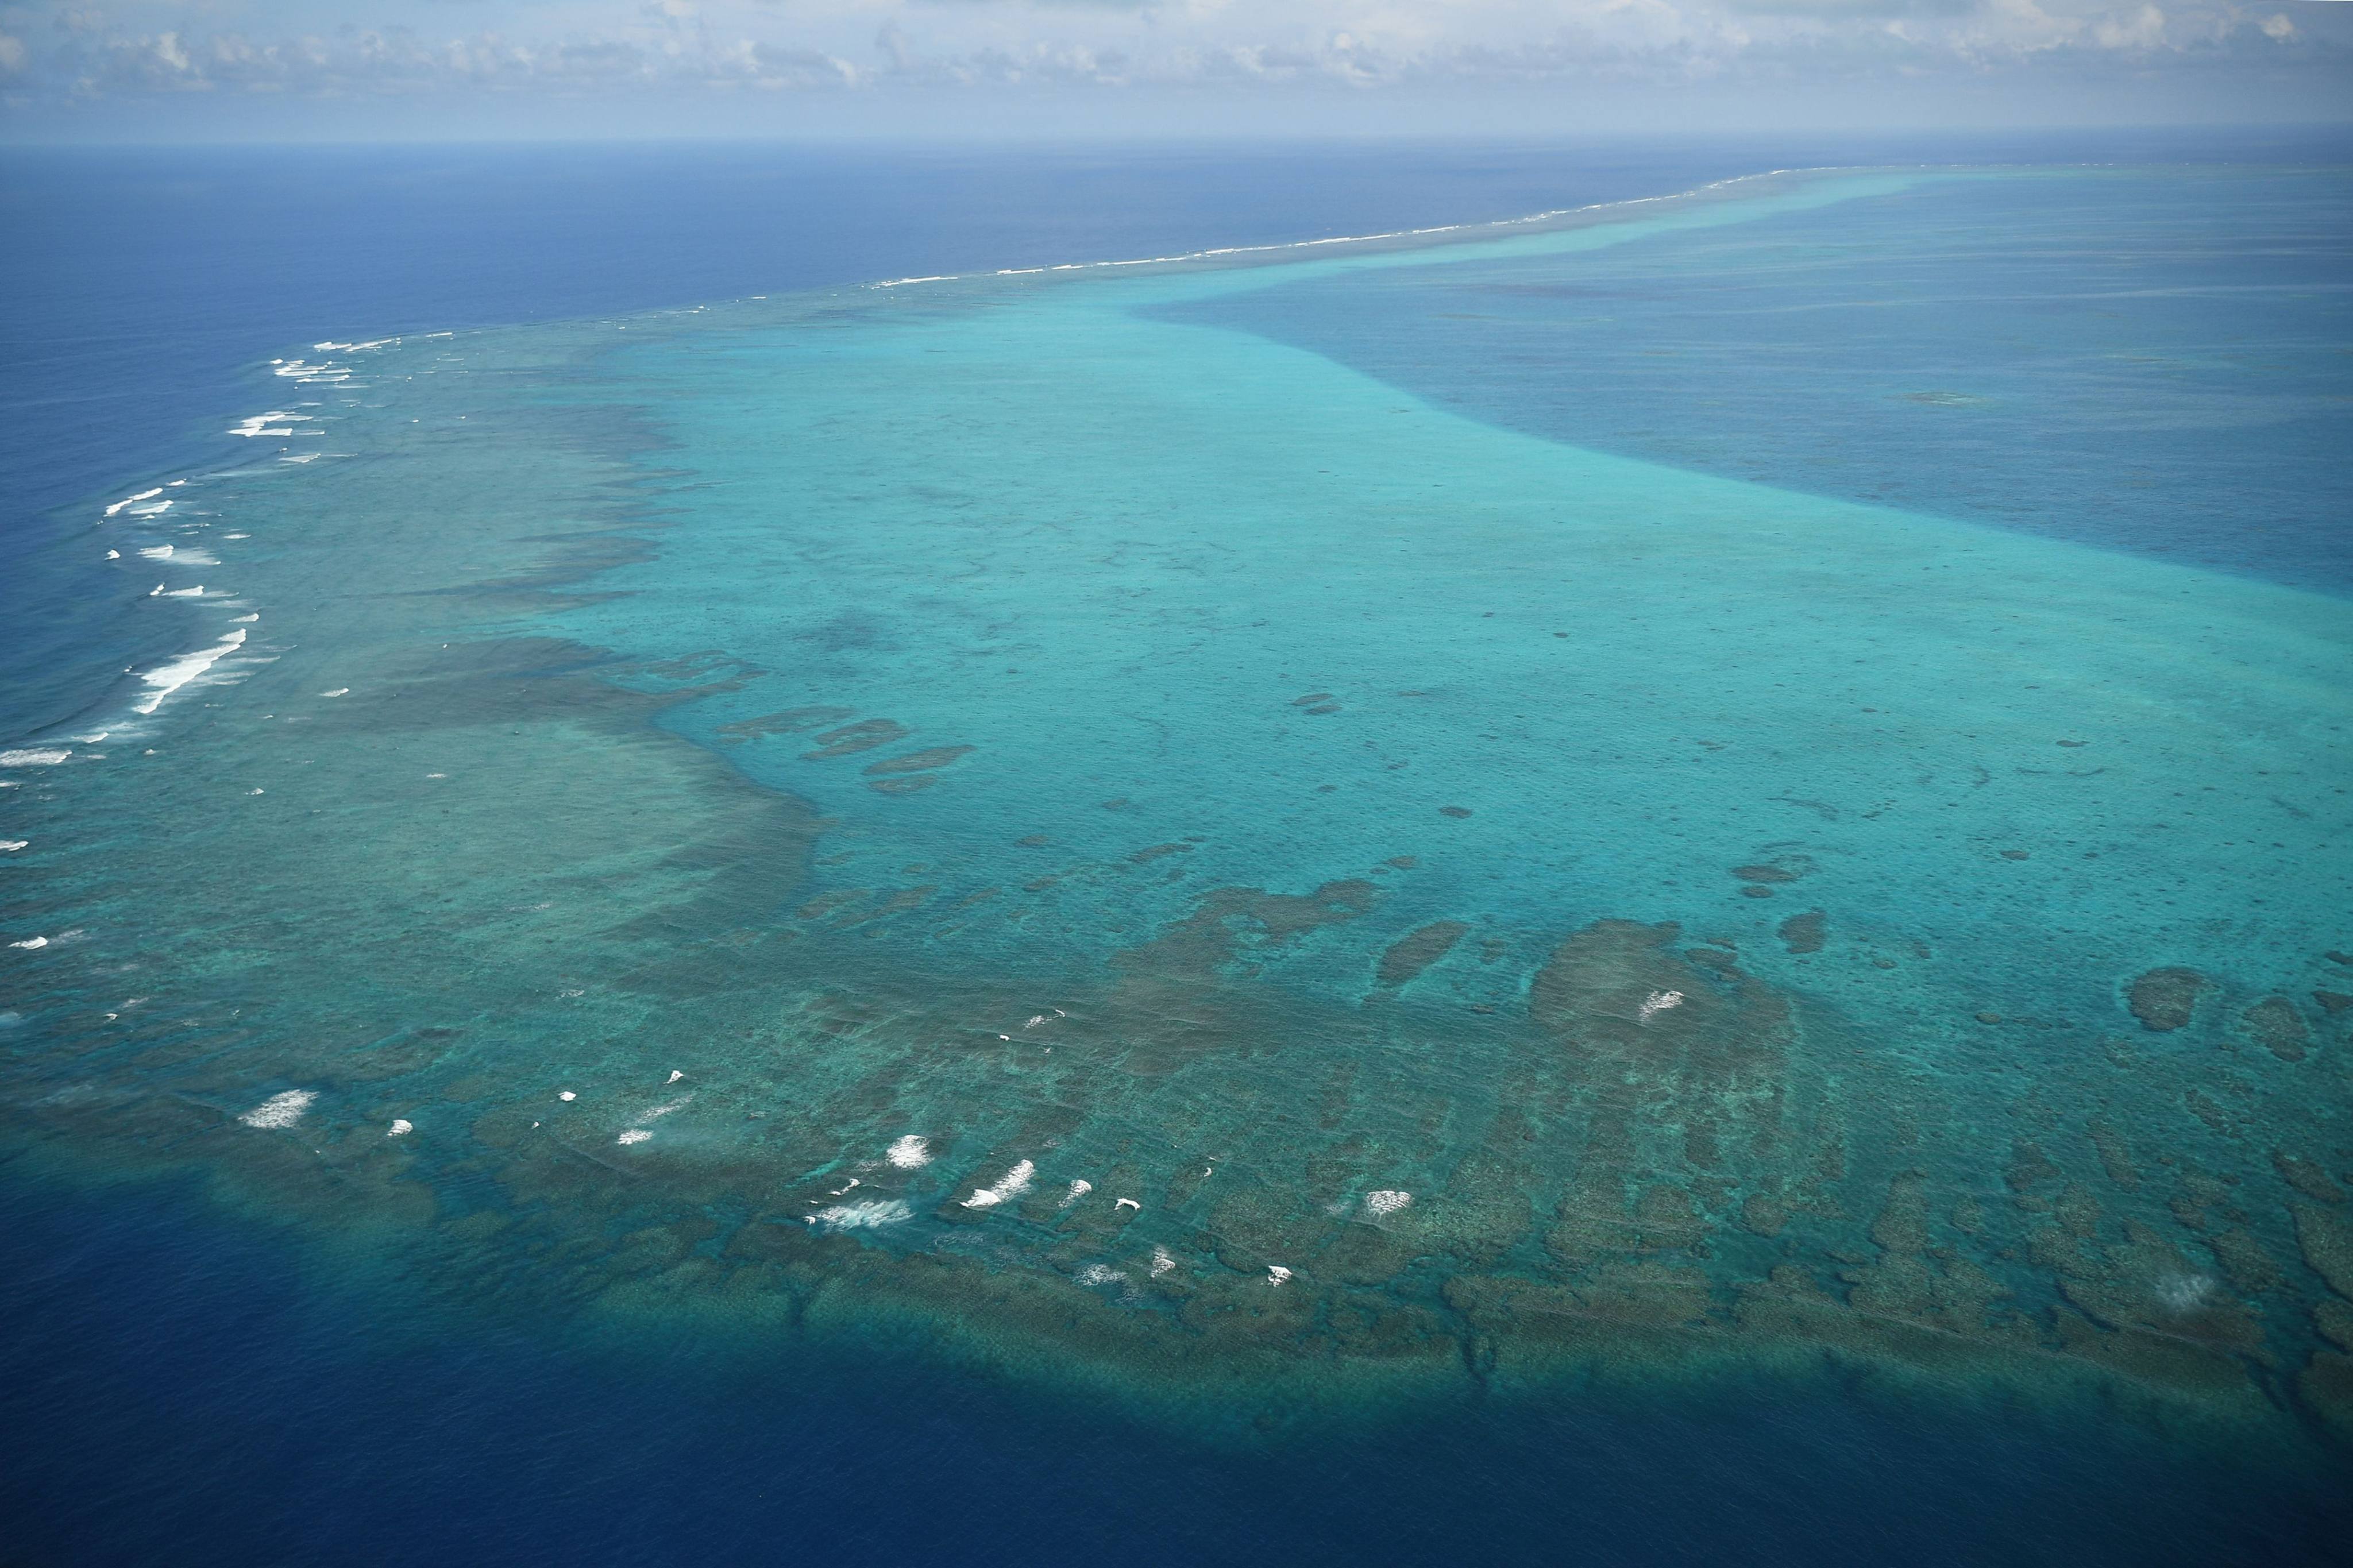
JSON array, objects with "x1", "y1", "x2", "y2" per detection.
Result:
[{"x1": 5, "y1": 165, "x2": 2352, "y2": 1473}]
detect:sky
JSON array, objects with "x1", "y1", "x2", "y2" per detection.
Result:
[{"x1": 0, "y1": 1, "x2": 2348, "y2": 141}]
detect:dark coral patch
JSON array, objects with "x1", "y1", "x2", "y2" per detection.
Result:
[
  {"x1": 863, "y1": 744, "x2": 973, "y2": 777},
  {"x1": 1375, "y1": 921, "x2": 1470, "y2": 988},
  {"x1": 715, "y1": 705, "x2": 855, "y2": 744},
  {"x1": 2127, "y1": 967, "x2": 2207, "y2": 1032},
  {"x1": 1116, "y1": 880, "x2": 1384, "y2": 994},
  {"x1": 2275, "y1": 1151, "x2": 2347, "y2": 1205},
  {"x1": 2242, "y1": 997, "x2": 2310, "y2": 1062},
  {"x1": 1777, "y1": 910, "x2": 1826, "y2": 955},
  {"x1": 803, "y1": 719, "x2": 908, "y2": 759},
  {"x1": 1528, "y1": 918, "x2": 1791, "y2": 1073},
  {"x1": 2292, "y1": 1204, "x2": 2353, "y2": 1298}
]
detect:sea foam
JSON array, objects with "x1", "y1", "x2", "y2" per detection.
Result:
[
  {"x1": 1638, "y1": 990, "x2": 1685, "y2": 1023},
  {"x1": 238, "y1": 1089, "x2": 316, "y2": 1129},
  {"x1": 133, "y1": 629, "x2": 246, "y2": 715},
  {"x1": 961, "y1": 1158, "x2": 1035, "y2": 1208},
  {"x1": 811, "y1": 1199, "x2": 912, "y2": 1231}
]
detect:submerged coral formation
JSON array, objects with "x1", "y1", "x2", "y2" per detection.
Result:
[{"x1": 3, "y1": 164, "x2": 2348, "y2": 1466}]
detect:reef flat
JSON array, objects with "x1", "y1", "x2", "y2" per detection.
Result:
[{"x1": 3, "y1": 166, "x2": 2350, "y2": 1470}]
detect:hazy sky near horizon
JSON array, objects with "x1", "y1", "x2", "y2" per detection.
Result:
[{"x1": 2, "y1": 1, "x2": 2349, "y2": 141}]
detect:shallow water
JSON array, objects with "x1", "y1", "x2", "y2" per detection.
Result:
[{"x1": 4, "y1": 149, "x2": 2351, "y2": 1558}]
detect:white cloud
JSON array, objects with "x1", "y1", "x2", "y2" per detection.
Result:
[
  {"x1": 2092, "y1": 2, "x2": 2167, "y2": 47},
  {"x1": 712, "y1": 36, "x2": 861, "y2": 87},
  {"x1": 2, "y1": 0, "x2": 2339, "y2": 114}
]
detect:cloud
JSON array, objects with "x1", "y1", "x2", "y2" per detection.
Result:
[
  {"x1": 1719, "y1": 0, "x2": 1982, "y2": 16},
  {"x1": 2090, "y1": 2, "x2": 2168, "y2": 46},
  {"x1": 908, "y1": 0, "x2": 1162, "y2": 9},
  {"x1": 712, "y1": 37, "x2": 860, "y2": 88},
  {"x1": 1, "y1": 0, "x2": 2339, "y2": 115}
]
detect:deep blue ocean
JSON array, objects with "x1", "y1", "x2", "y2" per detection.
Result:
[
  {"x1": 6, "y1": 1178, "x2": 2338, "y2": 1566},
  {"x1": 4, "y1": 133, "x2": 2351, "y2": 1565}
]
